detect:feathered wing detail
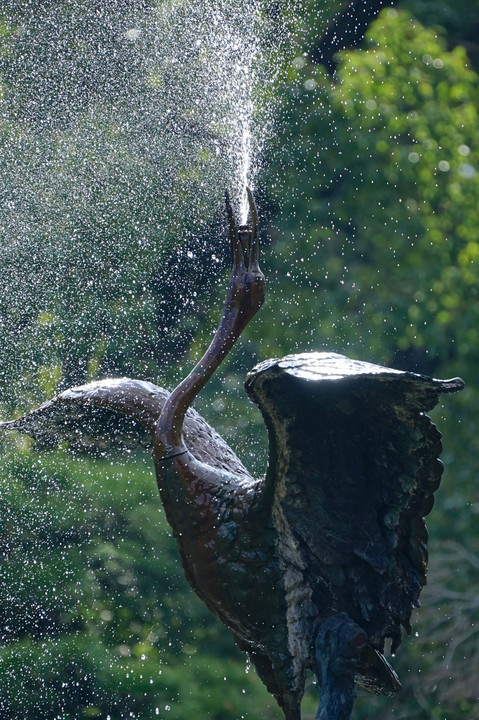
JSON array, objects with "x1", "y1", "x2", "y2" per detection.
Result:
[
  {"x1": 0, "y1": 378, "x2": 251, "y2": 477},
  {"x1": 0, "y1": 379, "x2": 166, "y2": 451},
  {"x1": 245, "y1": 352, "x2": 463, "y2": 693}
]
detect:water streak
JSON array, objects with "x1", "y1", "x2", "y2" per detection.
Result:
[{"x1": 238, "y1": 67, "x2": 255, "y2": 225}]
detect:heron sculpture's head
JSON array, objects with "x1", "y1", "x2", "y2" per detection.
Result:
[{"x1": 225, "y1": 189, "x2": 265, "y2": 333}]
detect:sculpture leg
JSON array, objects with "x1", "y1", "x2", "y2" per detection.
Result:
[{"x1": 314, "y1": 613, "x2": 367, "y2": 720}]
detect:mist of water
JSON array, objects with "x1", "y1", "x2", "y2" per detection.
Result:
[{"x1": 0, "y1": 0, "x2": 291, "y2": 411}]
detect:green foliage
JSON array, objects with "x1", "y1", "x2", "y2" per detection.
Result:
[
  {"x1": 266, "y1": 8, "x2": 479, "y2": 367},
  {"x1": 0, "y1": 447, "x2": 281, "y2": 719},
  {"x1": 1, "y1": 1, "x2": 479, "y2": 719}
]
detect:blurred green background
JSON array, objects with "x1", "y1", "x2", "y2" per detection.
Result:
[{"x1": 0, "y1": 1, "x2": 478, "y2": 718}]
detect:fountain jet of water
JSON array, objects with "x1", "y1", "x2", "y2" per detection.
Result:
[{"x1": 239, "y1": 87, "x2": 254, "y2": 225}]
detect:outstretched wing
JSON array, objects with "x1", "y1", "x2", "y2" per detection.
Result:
[
  {"x1": 245, "y1": 352, "x2": 463, "y2": 657},
  {"x1": 0, "y1": 377, "x2": 251, "y2": 477},
  {"x1": 0, "y1": 378, "x2": 165, "y2": 452}
]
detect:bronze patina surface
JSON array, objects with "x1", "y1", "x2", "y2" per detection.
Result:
[{"x1": 1, "y1": 192, "x2": 464, "y2": 719}]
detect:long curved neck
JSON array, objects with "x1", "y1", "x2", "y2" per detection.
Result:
[
  {"x1": 155, "y1": 189, "x2": 264, "y2": 464},
  {"x1": 157, "y1": 277, "x2": 252, "y2": 457}
]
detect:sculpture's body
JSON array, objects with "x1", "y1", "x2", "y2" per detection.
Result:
[{"x1": 1, "y1": 191, "x2": 464, "y2": 720}]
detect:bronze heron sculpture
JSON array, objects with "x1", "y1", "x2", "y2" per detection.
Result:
[{"x1": 1, "y1": 190, "x2": 464, "y2": 719}]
